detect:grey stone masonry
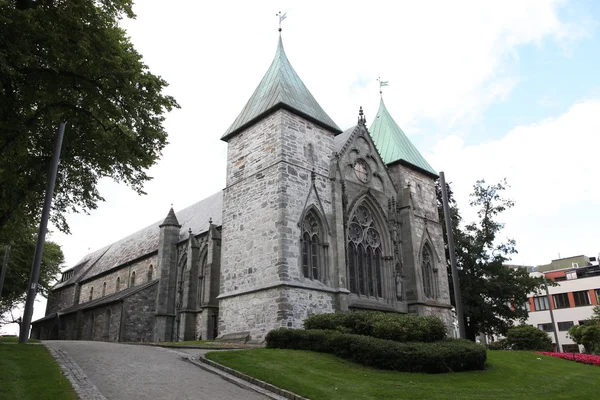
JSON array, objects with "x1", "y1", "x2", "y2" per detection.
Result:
[{"x1": 154, "y1": 210, "x2": 181, "y2": 342}]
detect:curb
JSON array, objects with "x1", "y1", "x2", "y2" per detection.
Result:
[
  {"x1": 45, "y1": 343, "x2": 108, "y2": 400},
  {"x1": 187, "y1": 353, "x2": 309, "y2": 400},
  {"x1": 124, "y1": 342, "x2": 262, "y2": 350}
]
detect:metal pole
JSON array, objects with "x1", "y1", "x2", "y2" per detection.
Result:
[
  {"x1": 0, "y1": 245, "x2": 11, "y2": 299},
  {"x1": 19, "y1": 122, "x2": 66, "y2": 344},
  {"x1": 544, "y1": 277, "x2": 561, "y2": 352},
  {"x1": 439, "y1": 171, "x2": 466, "y2": 339}
]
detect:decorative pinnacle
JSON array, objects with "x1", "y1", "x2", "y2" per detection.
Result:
[
  {"x1": 276, "y1": 11, "x2": 287, "y2": 34},
  {"x1": 188, "y1": 228, "x2": 192, "y2": 235},
  {"x1": 377, "y1": 76, "x2": 389, "y2": 96},
  {"x1": 311, "y1": 168, "x2": 316, "y2": 183},
  {"x1": 358, "y1": 106, "x2": 366, "y2": 125},
  {"x1": 209, "y1": 217, "x2": 213, "y2": 224}
]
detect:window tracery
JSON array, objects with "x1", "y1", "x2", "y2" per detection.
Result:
[
  {"x1": 301, "y1": 210, "x2": 322, "y2": 281},
  {"x1": 421, "y1": 244, "x2": 437, "y2": 299},
  {"x1": 347, "y1": 204, "x2": 383, "y2": 297}
]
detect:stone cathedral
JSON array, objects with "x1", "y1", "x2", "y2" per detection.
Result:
[{"x1": 31, "y1": 36, "x2": 452, "y2": 343}]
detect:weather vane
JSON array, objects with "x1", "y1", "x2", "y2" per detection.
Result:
[
  {"x1": 276, "y1": 11, "x2": 287, "y2": 34},
  {"x1": 377, "y1": 76, "x2": 389, "y2": 95}
]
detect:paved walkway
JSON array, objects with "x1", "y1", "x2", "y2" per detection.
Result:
[{"x1": 45, "y1": 341, "x2": 268, "y2": 400}]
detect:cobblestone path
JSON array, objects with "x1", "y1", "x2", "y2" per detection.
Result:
[{"x1": 45, "y1": 341, "x2": 268, "y2": 400}]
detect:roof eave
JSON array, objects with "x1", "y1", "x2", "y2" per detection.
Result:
[
  {"x1": 387, "y1": 158, "x2": 439, "y2": 180},
  {"x1": 221, "y1": 102, "x2": 342, "y2": 142}
]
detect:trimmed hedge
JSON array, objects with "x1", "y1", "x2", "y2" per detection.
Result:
[
  {"x1": 303, "y1": 311, "x2": 447, "y2": 342},
  {"x1": 266, "y1": 328, "x2": 486, "y2": 373},
  {"x1": 506, "y1": 325, "x2": 553, "y2": 351}
]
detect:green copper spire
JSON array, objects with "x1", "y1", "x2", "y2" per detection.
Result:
[
  {"x1": 221, "y1": 37, "x2": 341, "y2": 141},
  {"x1": 369, "y1": 98, "x2": 437, "y2": 177}
]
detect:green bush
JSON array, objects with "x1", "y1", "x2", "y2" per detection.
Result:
[
  {"x1": 569, "y1": 323, "x2": 600, "y2": 354},
  {"x1": 303, "y1": 311, "x2": 447, "y2": 342},
  {"x1": 265, "y1": 328, "x2": 486, "y2": 373},
  {"x1": 487, "y1": 339, "x2": 508, "y2": 350},
  {"x1": 505, "y1": 325, "x2": 553, "y2": 351}
]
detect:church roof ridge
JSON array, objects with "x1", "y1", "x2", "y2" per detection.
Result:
[
  {"x1": 221, "y1": 37, "x2": 341, "y2": 141},
  {"x1": 369, "y1": 98, "x2": 438, "y2": 177}
]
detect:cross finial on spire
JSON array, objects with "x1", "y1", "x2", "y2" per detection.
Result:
[
  {"x1": 276, "y1": 11, "x2": 287, "y2": 34},
  {"x1": 377, "y1": 76, "x2": 389, "y2": 96}
]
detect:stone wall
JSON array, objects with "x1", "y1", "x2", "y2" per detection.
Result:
[
  {"x1": 46, "y1": 284, "x2": 77, "y2": 314},
  {"x1": 122, "y1": 283, "x2": 157, "y2": 342},
  {"x1": 78, "y1": 255, "x2": 157, "y2": 305},
  {"x1": 79, "y1": 303, "x2": 123, "y2": 342}
]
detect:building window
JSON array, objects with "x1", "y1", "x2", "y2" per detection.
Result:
[
  {"x1": 301, "y1": 211, "x2": 322, "y2": 281},
  {"x1": 562, "y1": 344, "x2": 580, "y2": 353},
  {"x1": 148, "y1": 265, "x2": 153, "y2": 281},
  {"x1": 533, "y1": 296, "x2": 549, "y2": 311},
  {"x1": 89, "y1": 287, "x2": 94, "y2": 301},
  {"x1": 537, "y1": 323, "x2": 553, "y2": 333},
  {"x1": 573, "y1": 290, "x2": 590, "y2": 307},
  {"x1": 347, "y1": 204, "x2": 383, "y2": 297},
  {"x1": 421, "y1": 244, "x2": 438, "y2": 299},
  {"x1": 130, "y1": 271, "x2": 136, "y2": 287},
  {"x1": 553, "y1": 293, "x2": 570, "y2": 309},
  {"x1": 102, "y1": 282, "x2": 106, "y2": 297},
  {"x1": 596, "y1": 289, "x2": 600, "y2": 304},
  {"x1": 557, "y1": 321, "x2": 574, "y2": 331},
  {"x1": 116, "y1": 277, "x2": 121, "y2": 291}
]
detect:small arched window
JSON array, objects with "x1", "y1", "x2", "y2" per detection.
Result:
[
  {"x1": 130, "y1": 271, "x2": 136, "y2": 287},
  {"x1": 421, "y1": 244, "x2": 438, "y2": 299},
  {"x1": 116, "y1": 277, "x2": 121, "y2": 292},
  {"x1": 147, "y1": 265, "x2": 153, "y2": 281},
  {"x1": 301, "y1": 210, "x2": 322, "y2": 281},
  {"x1": 89, "y1": 287, "x2": 94, "y2": 301},
  {"x1": 102, "y1": 282, "x2": 106, "y2": 297},
  {"x1": 347, "y1": 203, "x2": 383, "y2": 297}
]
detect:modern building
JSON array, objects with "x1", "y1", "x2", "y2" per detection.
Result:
[
  {"x1": 526, "y1": 255, "x2": 600, "y2": 352},
  {"x1": 30, "y1": 33, "x2": 452, "y2": 343}
]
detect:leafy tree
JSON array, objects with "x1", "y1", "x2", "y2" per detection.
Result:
[
  {"x1": 568, "y1": 306, "x2": 600, "y2": 354},
  {"x1": 0, "y1": 0, "x2": 179, "y2": 235},
  {"x1": 437, "y1": 179, "x2": 547, "y2": 341}
]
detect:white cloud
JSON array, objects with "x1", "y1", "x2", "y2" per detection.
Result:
[{"x1": 428, "y1": 100, "x2": 600, "y2": 265}]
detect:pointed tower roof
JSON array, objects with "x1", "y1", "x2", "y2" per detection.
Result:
[
  {"x1": 159, "y1": 207, "x2": 181, "y2": 228},
  {"x1": 369, "y1": 98, "x2": 438, "y2": 178},
  {"x1": 221, "y1": 37, "x2": 341, "y2": 141}
]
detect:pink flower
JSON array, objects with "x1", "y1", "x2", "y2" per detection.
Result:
[{"x1": 538, "y1": 352, "x2": 600, "y2": 366}]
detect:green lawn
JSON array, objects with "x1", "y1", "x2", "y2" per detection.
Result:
[
  {"x1": 0, "y1": 344, "x2": 76, "y2": 400},
  {"x1": 0, "y1": 336, "x2": 40, "y2": 343},
  {"x1": 206, "y1": 349, "x2": 600, "y2": 400}
]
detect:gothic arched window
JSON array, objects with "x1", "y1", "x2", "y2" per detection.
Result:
[
  {"x1": 147, "y1": 265, "x2": 153, "y2": 281},
  {"x1": 347, "y1": 204, "x2": 383, "y2": 297},
  {"x1": 301, "y1": 210, "x2": 322, "y2": 281},
  {"x1": 102, "y1": 282, "x2": 106, "y2": 297},
  {"x1": 130, "y1": 271, "x2": 136, "y2": 287},
  {"x1": 89, "y1": 287, "x2": 94, "y2": 301},
  {"x1": 421, "y1": 244, "x2": 437, "y2": 299},
  {"x1": 116, "y1": 277, "x2": 121, "y2": 292}
]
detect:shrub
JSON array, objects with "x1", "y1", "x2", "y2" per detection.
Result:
[
  {"x1": 569, "y1": 323, "x2": 600, "y2": 354},
  {"x1": 266, "y1": 328, "x2": 486, "y2": 373},
  {"x1": 488, "y1": 338, "x2": 509, "y2": 350},
  {"x1": 303, "y1": 311, "x2": 447, "y2": 342},
  {"x1": 505, "y1": 325, "x2": 553, "y2": 351}
]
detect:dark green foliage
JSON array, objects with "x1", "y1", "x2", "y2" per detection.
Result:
[
  {"x1": 568, "y1": 309, "x2": 600, "y2": 354},
  {"x1": 487, "y1": 339, "x2": 508, "y2": 350},
  {"x1": 436, "y1": 180, "x2": 548, "y2": 340},
  {"x1": 505, "y1": 325, "x2": 553, "y2": 351},
  {"x1": 303, "y1": 311, "x2": 447, "y2": 342},
  {"x1": 266, "y1": 328, "x2": 486, "y2": 373}
]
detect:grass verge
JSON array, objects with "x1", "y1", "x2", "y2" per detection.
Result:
[
  {"x1": 0, "y1": 336, "x2": 40, "y2": 343},
  {"x1": 206, "y1": 349, "x2": 600, "y2": 400},
  {"x1": 0, "y1": 344, "x2": 76, "y2": 400}
]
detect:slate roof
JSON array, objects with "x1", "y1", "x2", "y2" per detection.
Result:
[
  {"x1": 59, "y1": 191, "x2": 223, "y2": 285},
  {"x1": 334, "y1": 125, "x2": 357, "y2": 153},
  {"x1": 221, "y1": 37, "x2": 341, "y2": 141},
  {"x1": 33, "y1": 280, "x2": 158, "y2": 324},
  {"x1": 369, "y1": 98, "x2": 438, "y2": 177}
]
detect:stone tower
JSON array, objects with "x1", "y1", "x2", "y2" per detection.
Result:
[
  {"x1": 218, "y1": 36, "x2": 342, "y2": 342},
  {"x1": 369, "y1": 98, "x2": 452, "y2": 326},
  {"x1": 154, "y1": 207, "x2": 181, "y2": 342}
]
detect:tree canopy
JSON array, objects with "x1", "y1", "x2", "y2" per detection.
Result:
[
  {"x1": 437, "y1": 179, "x2": 547, "y2": 340},
  {"x1": 0, "y1": 0, "x2": 177, "y2": 323},
  {"x1": 0, "y1": 0, "x2": 179, "y2": 234}
]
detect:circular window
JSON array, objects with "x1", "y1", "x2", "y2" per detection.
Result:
[{"x1": 353, "y1": 159, "x2": 370, "y2": 183}]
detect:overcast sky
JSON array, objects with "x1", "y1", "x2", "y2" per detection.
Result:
[{"x1": 5, "y1": 0, "x2": 600, "y2": 334}]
